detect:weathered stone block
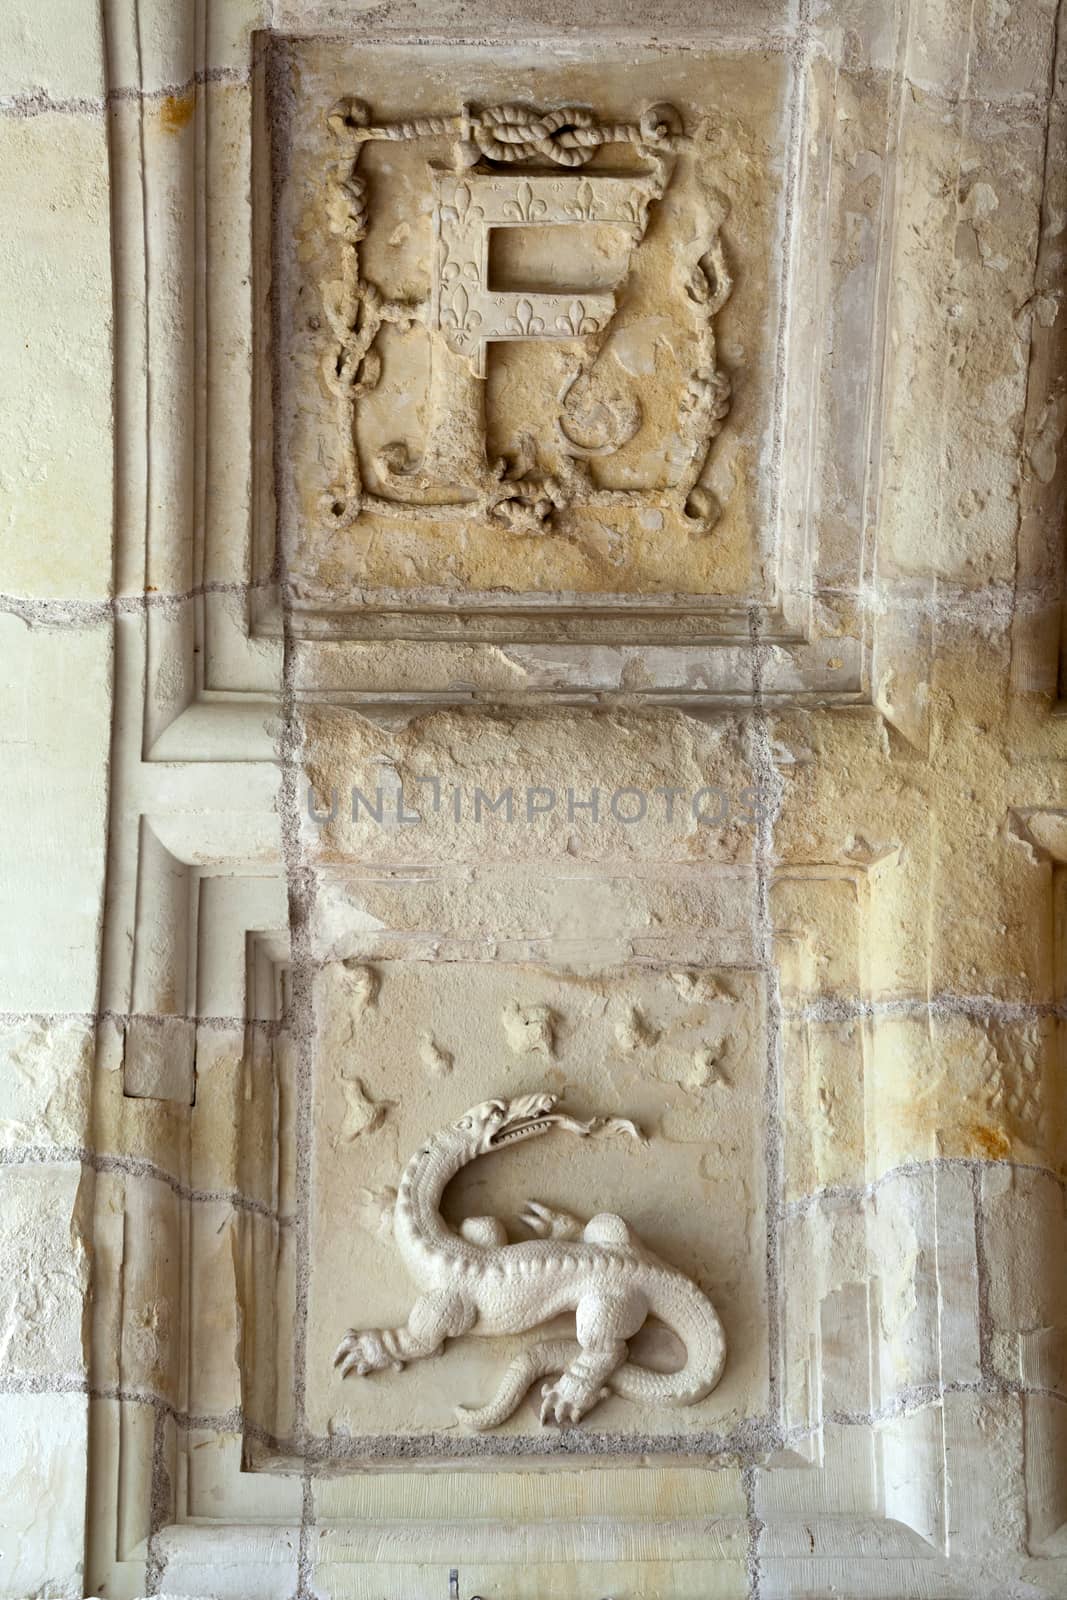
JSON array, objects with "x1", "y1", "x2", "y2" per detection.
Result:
[
  {"x1": 0, "y1": 1391, "x2": 87, "y2": 1600},
  {"x1": 0, "y1": 113, "x2": 112, "y2": 600},
  {"x1": 0, "y1": 1163, "x2": 89, "y2": 1378},
  {"x1": 0, "y1": 1016, "x2": 92, "y2": 1151},
  {"x1": 0, "y1": 617, "x2": 110, "y2": 1012}
]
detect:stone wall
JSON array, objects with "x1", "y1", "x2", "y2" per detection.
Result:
[{"x1": 1, "y1": 1, "x2": 1066, "y2": 1597}]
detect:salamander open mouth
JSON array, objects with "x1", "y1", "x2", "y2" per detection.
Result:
[{"x1": 490, "y1": 1117, "x2": 554, "y2": 1146}]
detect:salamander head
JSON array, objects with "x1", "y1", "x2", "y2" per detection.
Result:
[{"x1": 453, "y1": 1093, "x2": 596, "y2": 1156}]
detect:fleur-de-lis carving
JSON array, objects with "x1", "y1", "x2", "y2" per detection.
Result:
[
  {"x1": 505, "y1": 297, "x2": 545, "y2": 337},
  {"x1": 555, "y1": 299, "x2": 599, "y2": 337},
  {"x1": 502, "y1": 180, "x2": 547, "y2": 223},
  {"x1": 621, "y1": 189, "x2": 649, "y2": 230},
  {"x1": 442, "y1": 181, "x2": 485, "y2": 225},
  {"x1": 564, "y1": 179, "x2": 597, "y2": 222},
  {"x1": 440, "y1": 283, "x2": 483, "y2": 346},
  {"x1": 438, "y1": 240, "x2": 479, "y2": 288}
]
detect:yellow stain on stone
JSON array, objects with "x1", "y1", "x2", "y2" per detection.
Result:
[
  {"x1": 968, "y1": 1123, "x2": 1013, "y2": 1162},
  {"x1": 159, "y1": 91, "x2": 194, "y2": 133}
]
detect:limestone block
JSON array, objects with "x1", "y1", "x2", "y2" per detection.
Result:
[
  {"x1": 781, "y1": 1166, "x2": 981, "y2": 1430},
  {"x1": 105, "y1": 0, "x2": 265, "y2": 96},
  {"x1": 781, "y1": 1200, "x2": 870, "y2": 1430},
  {"x1": 802, "y1": 62, "x2": 899, "y2": 591},
  {"x1": 301, "y1": 705, "x2": 755, "y2": 867},
  {"x1": 311, "y1": 1467, "x2": 751, "y2": 1600},
  {"x1": 277, "y1": 0, "x2": 784, "y2": 32},
  {"x1": 238, "y1": 1210, "x2": 298, "y2": 1447},
  {"x1": 86, "y1": 1168, "x2": 125, "y2": 1394},
  {"x1": 314, "y1": 1459, "x2": 746, "y2": 1538},
  {"x1": 0, "y1": 0, "x2": 105, "y2": 101},
  {"x1": 906, "y1": 0, "x2": 1061, "y2": 104},
  {"x1": 116, "y1": 1174, "x2": 182, "y2": 1404},
  {"x1": 982, "y1": 1164, "x2": 1067, "y2": 1393},
  {"x1": 313, "y1": 851, "x2": 757, "y2": 943},
  {"x1": 870, "y1": 1168, "x2": 981, "y2": 1397},
  {"x1": 273, "y1": 1027, "x2": 299, "y2": 1224},
  {"x1": 1026, "y1": 1392, "x2": 1067, "y2": 1554},
  {"x1": 0, "y1": 616, "x2": 110, "y2": 1011},
  {"x1": 880, "y1": 1403, "x2": 948, "y2": 1550},
  {"x1": 84, "y1": 1397, "x2": 157, "y2": 1596},
  {"x1": 943, "y1": 1390, "x2": 1028, "y2": 1558},
  {"x1": 0, "y1": 1162, "x2": 89, "y2": 1377},
  {"x1": 755, "y1": 1426, "x2": 882, "y2": 1529},
  {"x1": 0, "y1": 112, "x2": 112, "y2": 599},
  {"x1": 772, "y1": 874, "x2": 863, "y2": 1001},
  {"x1": 91, "y1": 1017, "x2": 189, "y2": 1185},
  {"x1": 0, "y1": 1015, "x2": 92, "y2": 1150},
  {"x1": 180, "y1": 1427, "x2": 302, "y2": 1523},
  {"x1": 203, "y1": 84, "x2": 257, "y2": 589},
  {"x1": 870, "y1": 1012, "x2": 1062, "y2": 1175},
  {"x1": 768, "y1": 712, "x2": 927, "y2": 978},
  {"x1": 189, "y1": 1025, "x2": 281, "y2": 1208},
  {"x1": 0, "y1": 1391, "x2": 87, "y2": 1600},
  {"x1": 184, "y1": 1202, "x2": 244, "y2": 1418},
  {"x1": 314, "y1": 1561, "x2": 749, "y2": 1600},
  {"x1": 125, "y1": 1424, "x2": 292, "y2": 1593},
  {"x1": 926, "y1": 800, "x2": 1055, "y2": 1005},
  {"x1": 781, "y1": 1016, "x2": 866, "y2": 1201},
  {"x1": 122, "y1": 1015, "x2": 196, "y2": 1103},
  {"x1": 807, "y1": 0, "x2": 902, "y2": 73},
  {"x1": 880, "y1": 98, "x2": 1047, "y2": 585}
]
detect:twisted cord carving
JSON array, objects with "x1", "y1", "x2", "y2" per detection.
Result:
[
  {"x1": 326, "y1": 97, "x2": 680, "y2": 168},
  {"x1": 318, "y1": 142, "x2": 372, "y2": 527},
  {"x1": 319, "y1": 102, "x2": 428, "y2": 526},
  {"x1": 475, "y1": 103, "x2": 679, "y2": 166},
  {"x1": 676, "y1": 236, "x2": 734, "y2": 533}
]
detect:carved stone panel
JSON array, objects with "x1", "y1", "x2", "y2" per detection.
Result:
[
  {"x1": 271, "y1": 43, "x2": 786, "y2": 635},
  {"x1": 305, "y1": 951, "x2": 768, "y2": 1450}
]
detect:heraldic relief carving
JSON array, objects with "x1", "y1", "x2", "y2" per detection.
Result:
[
  {"x1": 320, "y1": 97, "x2": 732, "y2": 539},
  {"x1": 333, "y1": 1094, "x2": 728, "y2": 1428}
]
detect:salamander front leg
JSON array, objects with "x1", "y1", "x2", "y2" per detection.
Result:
[{"x1": 335, "y1": 1290, "x2": 476, "y2": 1379}]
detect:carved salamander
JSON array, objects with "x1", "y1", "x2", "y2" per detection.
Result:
[{"x1": 334, "y1": 1093, "x2": 727, "y2": 1428}]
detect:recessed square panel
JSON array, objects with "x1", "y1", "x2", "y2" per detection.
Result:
[
  {"x1": 270, "y1": 42, "x2": 788, "y2": 636},
  {"x1": 305, "y1": 956, "x2": 769, "y2": 1454}
]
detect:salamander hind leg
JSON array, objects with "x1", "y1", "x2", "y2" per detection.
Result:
[
  {"x1": 540, "y1": 1288, "x2": 648, "y2": 1427},
  {"x1": 460, "y1": 1216, "x2": 509, "y2": 1247},
  {"x1": 582, "y1": 1213, "x2": 635, "y2": 1247}
]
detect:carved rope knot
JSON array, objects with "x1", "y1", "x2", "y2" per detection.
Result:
[
  {"x1": 326, "y1": 167, "x2": 368, "y2": 243},
  {"x1": 474, "y1": 104, "x2": 601, "y2": 167}
]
